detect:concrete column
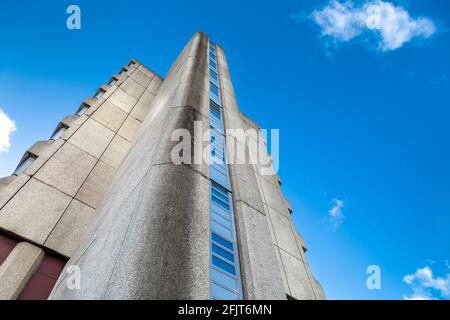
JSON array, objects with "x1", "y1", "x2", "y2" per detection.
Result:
[
  {"x1": 50, "y1": 32, "x2": 211, "y2": 300},
  {"x1": 0, "y1": 242, "x2": 44, "y2": 300}
]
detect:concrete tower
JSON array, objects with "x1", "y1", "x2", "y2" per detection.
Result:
[{"x1": 0, "y1": 33, "x2": 325, "y2": 300}]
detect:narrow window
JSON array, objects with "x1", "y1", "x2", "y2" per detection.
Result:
[
  {"x1": 109, "y1": 78, "x2": 117, "y2": 86},
  {"x1": 210, "y1": 82, "x2": 220, "y2": 97},
  {"x1": 12, "y1": 154, "x2": 36, "y2": 176},
  {"x1": 49, "y1": 124, "x2": 68, "y2": 140},
  {"x1": 208, "y1": 38, "x2": 243, "y2": 300},
  {"x1": 212, "y1": 233, "x2": 233, "y2": 251},
  {"x1": 76, "y1": 103, "x2": 89, "y2": 116},
  {"x1": 210, "y1": 69, "x2": 218, "y2": 82},
  {"x1": 94, "y1": 89, "x2": 105, "y2": 99},
  {"x1": 212, "y1": 256, "x2": 236, "y2": 275}
]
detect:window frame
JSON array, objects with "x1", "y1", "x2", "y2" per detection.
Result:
[
  {"x1": 12, "y1": 153, "x2": 37, "y2": 176},
  {"x1": 94, "y1": 88, "x2": 105, "y2": 99},
  {"x1": 49, "y1": 124, "x2": 68, "y2": 141},
  {"x1": 76, "y1": 103, "x2": 90, "y2": 116}
]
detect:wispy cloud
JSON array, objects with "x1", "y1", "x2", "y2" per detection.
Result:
[
  {"x1": 326, "y1": 198, "x2": 344, "y2": 230},
  {"x1": 306, "y1": 0, "x2": 436, "y2": 51},
  {"x1": 403, "y1": 266, "x2": 450, "y2": 300},
  {"x1": 0, "y1": 108, "x2": 16, "y2": 153}
]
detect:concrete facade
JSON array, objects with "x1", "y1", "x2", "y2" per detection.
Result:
[{"x1": 0, "y1": 32, "x2": 324, "y2": 300}]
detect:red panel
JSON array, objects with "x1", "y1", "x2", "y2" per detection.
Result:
[
  {"x1": 37, "y1": 255, "x2": 66, "y2": 279},
  {"x1": 17, "y1": 273, "x2": 57, "y2": 300},
  {"x1": 18, "y1": 254, "x2": 66, "y2": 300},
  {"x1": 0, "y1": 234, "x2": 17, "y2": 265}
]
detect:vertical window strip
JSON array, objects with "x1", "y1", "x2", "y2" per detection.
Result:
[{"x1": 208, "y1": 39, "x2": 243, "y2": 300}]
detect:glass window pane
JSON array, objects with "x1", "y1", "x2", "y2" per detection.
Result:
[
  {"x1": 50, "y1": 127, "x2": 66, "y2": 140},
  {"x1": 211, "y1": 282, "x2": 238, "y2": 300},
  {"x1": 212, "y1": 244, "x2": 235, "y2": 262},
  {"x1": 212, "y1": 256, "x2": 236, "y2": 275},
  {"x1": 211, "y1": 213, "x2": 232, "y2": 229},
  {"x1": 211, "y1": 195, "x2": 229, "y2": 210},
  {"x1": 211, "y1": 203, "x2": 231, "y2": 219},
  {"x1": 210, "y1": 82, "x2": 219, "y2": 96},
  {"x1": 212, "y1": 188, "x2": 228, "y2": 203},
  {"x1": 211, "y1": 268, "x2": 238, "y2": 291},
  {"x1": 210, "y1": 69, "x2": 218, "y2": 81},
  {"x1": 76, "y1": 105, "x2": 89, "y2": 116},
  {"x1": 211, "y1": 221, "x2": 233, "y2": 239},
  {"x1": 95, "y1": 90, "x2": 104, "y2": 99},
  {"x1": 212, "y1": 233, "x2": 233, "y2": 251},
  {"x1": 210, "y1": 99, "x2": 221, "y2": 110},
  {"x1": 210, "y1": 167, "x2": 229, "y2": 189},
  {"x1": 12, "y1": 156, "x2": 35, "y2": 176},
  {"x1": 212, "y1": 181, "x2": 228, "y2": 194}
]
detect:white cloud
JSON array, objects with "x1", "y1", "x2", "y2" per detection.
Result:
[
  {"x1": 310, "y1": 0, "x2": 436, "y2": 51},
  {"x1": 403, "y1": 266, "x2": 450, "y2": 300},
  {"x1": 0, "y1": 108, "x2": 16, "y2": 153},
  {"x1": 327, "y1": 198, "x2": 344, "y2": 230},
  {"x1": 403, "y1": 292, "x2": 433, "y2": 300}
]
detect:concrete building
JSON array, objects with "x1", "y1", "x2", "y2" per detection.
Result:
[{"x1": 0, "y1": 33, "x2": 325, "y2": 300}]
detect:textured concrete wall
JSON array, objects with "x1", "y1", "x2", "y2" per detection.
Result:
[{"x1": 0, "y1": 59, "x2": 163, "y2": 299}]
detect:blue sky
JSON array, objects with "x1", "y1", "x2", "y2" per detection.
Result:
[{"x1": 0, "y1": 0, "x2": 449, "y2": 299}]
